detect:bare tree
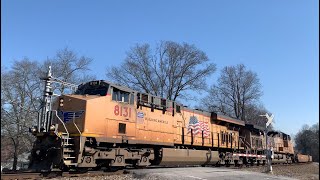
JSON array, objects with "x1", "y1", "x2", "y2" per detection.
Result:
[
  {"x1": 202, "y1": 64, "x2": 262, "y2": 122},
  {"x1": 295, "y1": 123, "x2": 319, "y2": 162},
  {"x1": 40, "y1": 47, "x2": 94, "y2": 94},
  {"x1": 1, "y1": 48, "x2": 94, "y2": 171},
  {"x1": 245, "y1": 103, "x2": 274, "y2": 129},
  {"x1": 107, "y1": 41, "x2": 216, "y2": 101},
  {"x1": 1, "y1": 59, "x2": 41, "y2": 171}
]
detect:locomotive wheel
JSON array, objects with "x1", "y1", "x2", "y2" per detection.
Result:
[
  {"x1": 225, "y1": 160, "x2": 230, "y2": 167},
  {"x1": 107, "y1": 166, "x2": 124, "y2": 172},
  {"x1": 135, "y1": 166, "x2": 147, "y2": 169},
  {"x1": 75, "y1": 167, "x2": 88, "y2": 173},
  {"x1": 59, "y1": 163, "x2": 69, "y2": 172},
  {"x1": 238, "y1": 158, "x2": 244, "y2": 168},
  {"x1": 234, "y1": 160, "x2": 239, "y2": 167},
  {"x1": 250, "y1": 159, "x2": 254, "y2": 166},
  {"x1": 92, "y1": 166, "x2": 102, "y2": 171},
  {"x1": 243, "y1": 158, "x2": 250, "y2": 167}
]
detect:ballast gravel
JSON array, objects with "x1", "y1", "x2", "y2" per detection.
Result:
[{"x1": 50, "y1": 163, "x2": 319, "y2": 180}]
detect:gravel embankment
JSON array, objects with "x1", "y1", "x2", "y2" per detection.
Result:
[{"x1": 243, "y1": 162, "x2": 319, "y2": 180}]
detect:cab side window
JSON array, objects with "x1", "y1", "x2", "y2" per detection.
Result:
[
  {"x1": 221, "y1": 131, "x2": 224, "y2": 144},
  {"x1": 112, "y1": 87, "x2": 130, "y2": 103},
  {"x1": 176, "y1": 105, "x2": 181, "y2": 113}
]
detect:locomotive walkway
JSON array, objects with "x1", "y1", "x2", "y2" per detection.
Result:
[{"x1": 126, "y1": 167, "x2": 297, "y2": 180}]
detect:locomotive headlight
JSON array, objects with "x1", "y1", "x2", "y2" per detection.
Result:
[
  {"x1": 59, "y1": 98, "x2": 64, "y2": 107},
  {"x1": 29, "y1": 126, "x2": 37, "y2": 133},
  {"x1": 49, "y1": 124, "x2": 55, "y2": 131}
]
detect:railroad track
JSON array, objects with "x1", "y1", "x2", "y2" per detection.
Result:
[
  {"x1": 1, "y1": 163, "x2": 311, "y2": 180},
  {"x1": 1, "y1": 170, "x2": 124, "y2": 180}
]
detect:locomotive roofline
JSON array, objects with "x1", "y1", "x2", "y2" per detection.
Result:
[
  {"x1": 244, "y1": 124, "x2": 265, "y2": 133},
  {"x1": 78, "y1": 80, "x2": 247, "y2": 127},
  {"x1": 267, "y1": 131, "x2": 288, "y2": 136},
  {"x1": 211, "y1": 112, "x2": 245, "y2": 126}
]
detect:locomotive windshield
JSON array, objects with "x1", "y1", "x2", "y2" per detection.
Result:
[{"x1": 75, "y1": 81, "x2": 109, "y2": 96}]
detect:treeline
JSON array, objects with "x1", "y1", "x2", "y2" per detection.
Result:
[{"x1": 295, "y1": 123, "x2": 319, "y2": 162}]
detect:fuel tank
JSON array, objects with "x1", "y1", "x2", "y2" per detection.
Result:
[{"x1": 158, "y1": 148, "x2": 219, "y2": 166}]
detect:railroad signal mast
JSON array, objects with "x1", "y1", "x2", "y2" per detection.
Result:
[
  {"x1": 260, "y1": 113, "x2": 274, "y2": 173},
  {"x1": 36, "y1": 66, "x2": 78, "y2": 133}
]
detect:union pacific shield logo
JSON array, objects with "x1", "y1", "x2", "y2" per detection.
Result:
[
  {"x1": 137, "y1": 112, "x2": 144, "y2": 124},
  {"x1": 58, "y1": 110, "x2": 84, "y2": 123}
]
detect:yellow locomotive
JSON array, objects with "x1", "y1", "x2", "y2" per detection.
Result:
[{"x1": 28, "y1": 67, "x2": 310, "y2": 171}]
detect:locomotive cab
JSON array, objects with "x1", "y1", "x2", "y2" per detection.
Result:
[
  {"x1": 267, "y1": 131, "x2": 294, "y2": 154},
  {"x1": 75, "y1": 80, "x2": 110, "y2": 96}
]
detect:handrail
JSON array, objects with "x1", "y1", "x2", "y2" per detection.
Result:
[
  {"x1": 239, "y1": 136, "x2": 251, "y2": 149},
  {"x1": 72, "y1": 112, "x2": 82, "y2": 153},
  {"x1": 72, "y1": 113, "x2": 81, "y2": 135},
  {"x1": 51, "y1": 110, "x2": 69, "y2": 136},
  {"x1": 239, "y1": 136, "x2": 250, "y2": 146}
]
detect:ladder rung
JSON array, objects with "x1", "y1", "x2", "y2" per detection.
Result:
[
  {"x1": 63, "y1": 144, "x2": 74, "y2": 146},
  {"x1": 64, "y1": 156, "x2": 76, "y2": 159},
  {"x1": 64, "y1": 149, "x2": 74, "y2": 152},
  {"x1": 67, "y1": 163, "x2": 77, "y2": 166},
  {"x1": 64, "y1": 160, "x2": 77, "y2": 166},
  {"x1": 65, "y1": 163, "x2": 78, "y2": 166}
]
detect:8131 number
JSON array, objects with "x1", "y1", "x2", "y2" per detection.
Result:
[{"x1": 114, "y1": 105, "x2": 131, "y2": 118}]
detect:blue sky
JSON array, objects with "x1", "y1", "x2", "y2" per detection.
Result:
[{"x1": 2, "y1": 0, "x2": 319, "y2": 135}]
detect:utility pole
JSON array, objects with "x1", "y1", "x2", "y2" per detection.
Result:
[{"x1": 260, "y1": 113, "x2": 274, "y2": 173}]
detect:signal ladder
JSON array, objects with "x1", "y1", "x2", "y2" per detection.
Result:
[{"x1": 61, "y1": 133, "x2": 77, "y2": 166}]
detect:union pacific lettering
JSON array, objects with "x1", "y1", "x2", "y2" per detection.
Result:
[{"x1": 145, "y1": 117, "x2": 168, "y2": 124}]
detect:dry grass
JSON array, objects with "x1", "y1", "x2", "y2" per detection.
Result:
[{"x1": 243, "y1": 162, "x2": 319, "y2": 180}]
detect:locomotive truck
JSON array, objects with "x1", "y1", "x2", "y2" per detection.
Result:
[{"x1": 28, "y1": 67, "x2": 311, "y2": 171}]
